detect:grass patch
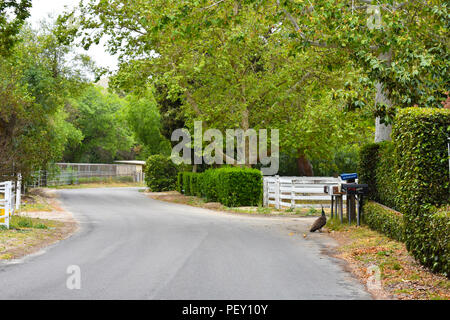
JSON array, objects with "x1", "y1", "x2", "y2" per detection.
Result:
[
  {"x1": 0, "y1": 215, "x2": 68, "y2": 260},
  {"x1": 9, "y1": 216, "x2": 52, "y2": 230}
]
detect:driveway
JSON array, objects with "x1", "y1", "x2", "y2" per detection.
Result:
[{"x1": 0, "y1": 187, "x2": 371, "y2": 299}]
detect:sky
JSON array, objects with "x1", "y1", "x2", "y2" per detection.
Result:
[{"x1": 29, "y1": 0, "x2": 119, "y2": 71}]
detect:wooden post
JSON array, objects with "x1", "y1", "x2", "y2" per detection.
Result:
[
  {"x1": 340, "y1": 195, "x2": 343, "y2": 223},
  {"x1": 274, "y1": 176, "x2": 280, "y2": 209},
  {"x1": 263, "y1": 178, "x2": 269, "y2": 207},
  {"x1": 357, "y1": 195, "x2": 361, "y2": 226},
  {"x1": 291, "y1": 181, "x2": 296, "y2": 208},
  {"x1": 330, "y1": 195, "x2": 334, "y2": 218}
]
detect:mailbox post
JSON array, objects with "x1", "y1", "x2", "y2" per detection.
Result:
[{"x1": 339, "y1": 173, "x2": 369, "y2": 226}]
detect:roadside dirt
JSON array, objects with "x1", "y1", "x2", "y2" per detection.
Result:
[
  {"x1": 0, "y1": 188, "x2": 78, "y2": 261},
  {"x1": 326, "y1": 224, "x2": 449, "y2": 300}
]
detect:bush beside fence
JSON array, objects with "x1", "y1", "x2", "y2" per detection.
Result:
[
  {"x1": 178, "y1": 167, "x2": 263, "y2": 207},
  {"x1": 145, "y1": 155, "x2": 178, "y2": 192}
]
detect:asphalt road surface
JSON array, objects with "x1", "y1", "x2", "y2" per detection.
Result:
[{"x1": 0, "y1": 188, "x2": 371, "y2": 299}]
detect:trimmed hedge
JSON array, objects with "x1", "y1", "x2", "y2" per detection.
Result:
[
  {"x1": 363, "y1": 201, "x2": 405, "y2": 242},
  {"x1": 375, "y1": 141, "x2": 397, "y2": 210},
  {"x1": 177, "y1": 172, "x2": 183, "y2": 193},
  {"x1": 358, "y1": 143, "x2": 380, "y2": 201},
  {"x1": 392, "y1": 108, "x2": 450, "y2": 274},
  {"x1": 177, "y1": 167, "x2": 263, "y2": 207},
  {"x1": 358, "y1": 141, "x2": 398, "y2": 209},
  {"x1": 145, "y1": 155, "x2": 178, "y2": 191},
  {"x1": 215, "y1": 167, "x2": 263, "y2": 207},
  {"x1": 359, "y1": 108, "x2": 450, "y2": 275}
]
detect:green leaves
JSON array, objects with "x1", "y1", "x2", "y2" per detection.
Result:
[
  {"x1": 0, "y1": 0, "x2": 31, "y2": 56},
  {"x1": 359, "y1": 107, "x2": 450, "y2": 275},
  {"x1": 179, "y1": 167, "x2": 263, "y2": 207},
  {"x1": 145, "y1": 155, "x2": 178, "y2": 191}
]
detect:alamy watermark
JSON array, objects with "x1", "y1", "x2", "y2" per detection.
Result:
[
  {"x1": 366, "y1": 265, "x2": 382, "y2": 290},
  {"x1": 66, "y1": 265, "x2": 81, "y2": 290},
  {"x1": 171, "y1": 121, "x2": 279, "y2": 175},
  {"x1": 367, "y1": 5, "x2": 382, "y2": 30}
]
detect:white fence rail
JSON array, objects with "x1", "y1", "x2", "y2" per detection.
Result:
[
  {"x1": 263, "y1": 176, "x2": 346, "y2": 209},
  {"x1": 0, "y1": 178, "x2": 21, "y2": 229}
]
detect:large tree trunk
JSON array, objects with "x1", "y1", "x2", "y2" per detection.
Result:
[
  {"x1": 374, "y1": 51, "x2": 393, "y2": 142},
  {"x1": 297, "y1": 151, "x2": 313, "y2": 176}
]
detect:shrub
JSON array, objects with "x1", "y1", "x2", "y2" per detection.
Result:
[
  {"x1": 215, "y1": 167, "x2": 263, "y2": 207},
  {"x1": 177, "y1": 172, "x2": 183, "y2": 193},
  {"x1": 201, "y1": 169, "x2": 220, "y2": 202},
  {"x1": 196, "y1": 173, "x2": 205, "y2": 197},
  {"x1": 182, "y1": 172, "x2": 192, "y2": 195},
  {"x1": 426, "y1": 206, "x2": 450, "y2": 275},
  {"x1": 375, "y1": 141, "x2": 398, "y2": 210},
  {"x1": 393, "y1": 108, "x2": 450, "y2": 215},
  {"x1": 393, "y1": 108, "x2": 450, "y2": 275},
  {"x1": 358, "y1": 108, "x2": 450, "y2": 275},
  {"x1": 178, "y1": 167, "x2": 263, "y2": 207},
  {"x1": 145, "y1": 155, "x2": 178, "y2": 192},
  {"x1": 363, "y1": 201, "x2": 405, "y2": 242},
  {"x1": 358, "y1": 143, "x2": 380, "y2": 201},
  {"x1": 190, "y1": 173, "x2": 199, "y2": 196}
]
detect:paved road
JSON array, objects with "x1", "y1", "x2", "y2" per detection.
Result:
[{"x1": 0, "y1": 188, "x2": 371, "y2": 299}]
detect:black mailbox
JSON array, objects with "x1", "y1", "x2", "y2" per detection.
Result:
[{"x1": 341, "y1": 184, "x2": 369, "y2": 195}]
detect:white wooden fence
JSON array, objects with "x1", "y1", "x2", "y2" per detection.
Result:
[
  {"x1": 0, "y1": 177, "x2": 21, "y2": 229},
  {"x1": 263, "y1": 176, "x2": 346, "y2": 209}
]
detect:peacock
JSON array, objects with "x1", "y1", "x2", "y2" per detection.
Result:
[{"x1": 310, "y1": 206, "x2": 327, "y2": 232}]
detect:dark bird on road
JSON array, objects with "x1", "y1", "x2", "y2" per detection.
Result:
[{"x1": 310, "y1": 206, "x2": 327, "y2": 232}]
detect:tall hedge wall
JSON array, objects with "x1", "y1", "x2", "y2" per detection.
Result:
[
  {"x1": 359, "y1": 108, "x2": 450, "y2": 275},
  {"x1": 358, "y1": 143, "x2": 380, "y2": 201},
  {"x1": 177, "y1": 167, "x2": 263, "y2": 207},
  {"x1": 393, "y1": 108, "x2": 450, "y2": 214},
  {"x1": 358, "y1": 141, "x2": 398, "y2": 210},
  {"x1": 375, "y1": 141, "x2": 398, "y2": 210},
  {"x1": 392, "y1": 108, "x2": 450, "y2": 274}
]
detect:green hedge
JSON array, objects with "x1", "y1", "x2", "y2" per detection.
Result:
[
  {"x1": 182, "y1": 172, "x2": 193, "y2": 195},
  {"x1": 392, "y1": 108, "x2": 450, "y2": 274},
  {"x1": 358, "y1": 143, "x2": 380, "y2": 201},
  {"x1": 200, "y1": 169, "x2": 220, "y2": 202},
  {"x1": 177, "y1": 172, "x2": 183, "y2": 193},
  {"x1": 363, "y1": 201, "x2": 405, "y2": 242},
  {"x1": 215, "y1": 167, "x2": 263, "y2": 207},
  {"x1": 375, "y1": 141, "x2": 398, "y2": 210},
  {"x1": 358, "y1": 108, "x2": 450, "y2": 275},
  {"x1": 177, "y1": 167, "x2": 263, "y2": 207},
  {"x1": 145, "y1": 155, "x2": 178, "y2": 191}
]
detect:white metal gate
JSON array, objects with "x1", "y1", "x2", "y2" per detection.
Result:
[
  {"x1": 0, "y1": 177, "x2": 21, "y2": 229},
  {"x1": 0, "y1": 181, "x2": 13, "y2": 229}
]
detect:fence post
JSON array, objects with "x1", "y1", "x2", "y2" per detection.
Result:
[
  {"x1": 263, "y1": 178, "x2": 268, "y2": 207},
  {"x1": 15, "y1": 174, "x2": 21, "y2": 212},
  {"x1": 291, "y1": 179, "x2": 296, "y2": 208},
  {"x1": 5, "y1": 181, "x2": 11, "y2": 229},
  {"x1": 274, "y1": 175, "x2": 280, "y2": 209}
]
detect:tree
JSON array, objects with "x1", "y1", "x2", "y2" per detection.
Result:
[
  {"x1": 0, "y1": 21, "x2": 92, "y2": 179},
  {"x1": 63, "y1": 85, "x2": 135, "y2": 163},
  {"x1": 0, "y1": 0, "x2": 31, "y2": 56},
  {"x1": 276, "y1": 0, "x2": 449, "y2": 141},
  {"x1": 124, "y1": 90, "x2": 172, "y2": 158},
  {"x1": 61, "y1": 0, "x2": 373, "y2": 174}
]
